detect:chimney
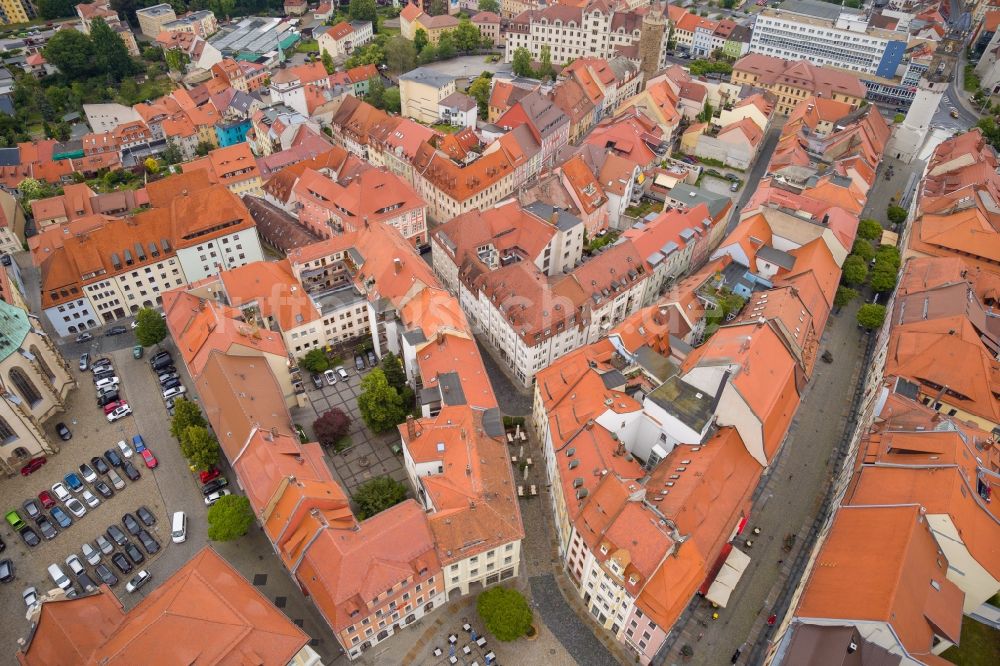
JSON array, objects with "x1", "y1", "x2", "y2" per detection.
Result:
[
  {"x1": 270, "y1": 426, "x2": 278, "y2": 440},
  {"x1": 406, "y1": 415, "x2": 416, "y2": 440},
  {"x1": 393, "y1": 257, "x2": 402, "y2": 274},
  {"x1": 437, "y1": 335, "x2": 445, "y2": 346}
]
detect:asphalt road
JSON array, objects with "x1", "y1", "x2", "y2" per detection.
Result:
[{"x1": 725, "y1": 122, "x2": 783, "y2": 235}]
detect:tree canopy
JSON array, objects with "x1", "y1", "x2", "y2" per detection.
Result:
[
  {"x1": 91, "y1": 18, "x2": 142, "y2": 82},
  {"x1": 478, "y1": 0, "x2": 499, "y2": 11},
  {"x1": 135, "y1": 307, "x2": 168, "y2": 347},
  {"x1": 44, "y1": 29, "x2": 97, "y2": 80},
  {"x1": 468, "y1": 73, "x2": 492, "y2": 120},
  {"x1": 841, "y1": 255, "x2": 868, "y2": 286},
  {"x1": 834, "y1": 286, "x2": 858, "y2": 308},
  {"x1": 314, "y1": 408, "x2": 351, "y2": 450},
  {"x1": 180, "y1": 425, "x2": 221, "y2": 471},
  {"x1": 886, "y1": 204, "x2": 907, "y2": 226},
  {"x1": 857, "y1": 303, "x2": 887, "y2": 330},
  {"x1": 380, "y1": 352, "x2": 407, "y2": 393},
  {"x1": 512, "y1": 48, "x2": 533, "y2": 77},
  {"x1": 170, "y1": 398, "x2": 206, "y2": 442},
  {"x1": 352, "y1": 476, "x2": 408, "y2": 519},
  {"x1": 358, "y1": 368, "x2": 406, "y2": 433},
  {"x1": 300, "y1": 348, "x2": 330, "y2": 373},
  {"x1": 207, "y1": 494, "x2": 254, "y2": 541},
  {"x1": 857, "y1": 218, "x2": 883, "y2": 241},
  {"x1": 348, "y1": 0, "x2": 377, "y2": 24},
  {"x1": 476, "y1": 586, "x2": 533, "y2": 641}
]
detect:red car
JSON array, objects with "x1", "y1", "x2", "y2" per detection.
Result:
[
  {"x1": 20, "y1": 457, "x2": 46, "y2": 476},
  {"x1": 37, "y1": 490, "x2": 55, "y2": 509},
  {"x1": 199, "y1": 467, "x2": 221, "y2": 484},
  {"x1": 141, "y1": 449, "x2": 158, "y2": 469},
  {"x1": 102, "y1": 400, "x2": 124, "y2": 415}
]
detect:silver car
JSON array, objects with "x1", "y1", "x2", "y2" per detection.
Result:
[
  {"x1": 107, "y1": 469, "x2": 126, "y2": 490},
  {"x1": 81, "y1": 489, "x2": 100, "y2": 508},
  {"x1": 95, "y1": 534, "x2": 113, "y2": 555},
  {"x1": 65, "y1": 497, "x2": 87, "y2": 518},
  {"x1": 81, "y1": 542, "x2": 101, "y2": 566}
]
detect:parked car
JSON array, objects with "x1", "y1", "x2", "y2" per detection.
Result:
[
  {"x1": 123, "y1": 541, "x2": 145, "y2": 564},
  {"x1": 90, "y1": 456, "x2": 110, "y2": 474},
  {"x1": 20, "y1": 457, "x2": 46, "y2": 476},
  {"x1": 107, "y1": 469, "x2": 126, "y2": 490},
  {"x1": 64, "y1": 498, "x2": 86, "y2": 518},
  {"x1": 110, "y1": 552, "x2": 132, "y2": 574},
  {"x1": 92, "y1": 368, "x2": 115, "y2": 383},
  {"x1": 204, "y1": 489, "x2": 231, "y2": 506},
  {"x1": 201, "y1": 477, "x2": 229, "y2": 495},
  {"x1": 78, "y1": 353, "x2": 89, "y2": 371},
  {"x1": 82, "y1": 542, "x2": 100, "y2": 566},
  {"x1": 90, "y1": 357, "x2": 112, "y2": 371},
  {"x1": 162, "y1": 386, "x2": 186, "y2": 400},
  {"x1": 131, "y1": 435, "x2": 146, "y2": 452},
  {"x1": 22, "y1": 586, "x2": 38, "y2": 607},
  {"x1": 122, "y1": 461, "x2": 141, "y2": 481},
  {"x1": 51, "y1": 482, "x2": 71, "y2": 502},
  {"x1": 149, "y1": 351, "x2": 172, "y2": 365},
  {"x1": 105, "y1": 326, "x2": 127, "y2": 336},
  {"x1": 95, "y1": 534, "x2": 113, "y2": 555},
  {"x1": 140, "y1": 449, "x2": 157, "y2": 469},
  {"x1": 132, "y1": 345, "x2": 143, "y2": 359},
  {"x1": 55, "y1": 423, "x2": 72, "y2": 440},
  {"x1": 4, "y1": 510, "x2": 25, "y2": 531},
  {"x1": 135, "y1": 506, "x2": 156, "y2": 526},
  {"x1": 48, "y1": 563, "x2": 72, "y2": 591},
  {"x1": 94, "y1": 563, "x2": 118, "y2": 586},
  {"x1": 78, "y1": 463, "x2": 97, "y2": 483},
  {"x1": 19, "y1": 527, "x2": 40, "y2": 547},
  {"x1": 103, "y1": 449, "x2": 123, "y2": 468},
  {"x1": 336, "y1": 366, "x2": 349, "y2": 381},
  {"x1": 125, "y1": 570, "x2": 150, "y2": 593},
  {"x1": 65, "y1": 554, "x2": 85, "y2": 576},
  {"x1": 107, "y1": 404, "x2": 132, "y2": 422},
  {"x1": 116, "y1": 440, "x2": 133, "y2": 459},
  {"x1": 81, "y1": 489, "x2": 100, "y2": 508},
  {"x1": 75, "y1": 332, "x2": 93, "y2": 343},
  {"x1": 354, "y1": 355, "x2": 365, "y2": 371},
  {"x1": 157, "y1": 371, "x2": 178, "y2": 385},
  {"x1": 36, "y1": 518, "x2": 56, "y2": 540},
  {"x1": 21, "y1": 499, "x2": 41, "y2": 521},
  {"x1": 50, "y1": 506, "x2": 72, "y2": 528},
  {"x1": 324, "y1": 369, "x2": 337, "y2": 386},
  {"x1": 161, "y1": 377, "x2": 182, "y2": 391},
  {"x1": 94, "y1": 377, "x2": 120, "y2": 391},
  {"x1": 96, "y1": 391, "x2": 120, "y2": 407},
  {"x1": 77, "y1": 572, "x2": 98, "y2": 593},
  {"x1": 63, "y1": 473, "x2": 83, "y2": 492},
  {"x1": 102, "y1": 400, "x2": 124, "y2": 415},
  {"x1": 199, "y1": 468, "x2": 221, "y2": 484},
  {"x1": 0, "y1": 559, "x2": 14, "y2": 583},
  {"x1": 37, "y1": 491, "x2": 55, "y2": 509},
  {"x1": 94, "y1": 480, "x2": 114, "y2": 498},
  {"x1": 310, "y1": 373, "x2": 323, "y2": 389},
  {"x1": 106, "y1": 524, "x2": 128, "y2": 546},
  {"x1": 121, "y1": 513, "x2": 141, "y2": 536},
  {"x1": 136, "y1": 529, "x2": 160, "y2": 555}
]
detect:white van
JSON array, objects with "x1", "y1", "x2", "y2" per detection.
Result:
[
  {"x1": 171, "y1": 511, "x2": 187, "y2": 544},
  {"x1": 47, "y1": 563, "x2": 71, "y2": 591}
]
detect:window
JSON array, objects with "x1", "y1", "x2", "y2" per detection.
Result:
[
  {"x1": 9, "y1": 368, "x2": 42, "y2": 407},
  {"x1": 0, "y1": 417, "x2": 18, "y2": 444}
]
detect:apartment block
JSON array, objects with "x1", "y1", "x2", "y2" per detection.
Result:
[
  {"x1": 732, "y1": 53, "x2": 867, "y2": 115},
  {"x1": 182, "y1": 142, "x2": 263, "y2": 197},
  {"x1": 135, "y1": 3, "x2": 177, "y2": 38}
]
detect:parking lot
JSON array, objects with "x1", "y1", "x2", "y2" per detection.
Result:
[{"x1": 292, "y1": 359, "x2": 410, "y2": 498}]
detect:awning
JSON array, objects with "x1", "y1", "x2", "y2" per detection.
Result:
[{"x1": 705, "y1": 547, "x2": 751, "y2": 608}]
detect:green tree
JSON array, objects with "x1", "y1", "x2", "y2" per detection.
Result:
[
  {"x1": 358, "y1": 368, "x2": 406, "y2": 432},
  {"x1": 142, "y1": 46, "x2": 165, "y2": 62},
  {"x1": 453, "y1": 19, "x2": 482, "y2": 52},
  {"x1": 857, "y1": 218, "x2": 882, "y2": 241},
  {"x1": 841, "y1": 255, "x2": 868, "y2": 286},
  {"x1": 18, "y1": 178, "x2": 58, "y2": 206},
  {"x1": 834, "y1": 286, "x2": 858, "y2": 308},
  {"x1": 476, "y1": 586, "x2": 533, "y2": 641},
  {"x1": 870, "y1": 265, "x2": 899, "y2": 293},
  {"x1": 300, "y1": 348, "x2": 330, "y2": 373},
  {"x1": 479, "y1": 0, "x2": 499, "y2": 11},
  {"x1": 37, "y1": 0, "x2": 77, "y2": 19},
  {"x1": 144, "y1": 157, "x2": 160, "y2": 174},
  {"x1": 537, "y1": 44, "x2": 554, "y2": 79},
  {"x1": 468, "y1": 73, "x2": 492, "y2": 119},
  {"x1": 321, "y1": 50, "x2": 335, "y2": 74},
  {"x1": 856, "y1": 303, "x2": 887, "y2": 330},
  {"x1": 512, "y1": 47, "x2": 533, "y2": 77},
  {"x1": 44, "y1": 29, "x2": 97, "y2": 80},
  {"x1": 165, "y1": 48, "x2": 189, "y2": 72},
  {"x1": 383, "y1": 87, "x2": 401, "y2": 113},
  {"x1": 344, "y1": 41, "x2": 385, "y2": 68},
  {"x1": 365, "y1": 74, "x2": 386, "y2": 108},
  {"x1": 851, "y1": 239, "x2": 875, "y2": 262},
  {"x1": 886, "y1": 204, "x2": 907, "y2": 226},
  {"x1": 437, "y1": 31, "x2": 456, "y2": 59},
  {"x1": 170, "y1": 398, "x2": 207, "y2": 442},
  {"x1": 207, "y1": 494, "x2": 254, "y2": 541},
  {"x1": 195, "y1": 140, "x2": 215, "y2": 156},
  {"x1": 384, "y1": 35, "x2": 416, "y2": 74},
  {"x1": 414, "y1": 28, "x2": 429, "y2": 54},
  {"x1": 91, "y1": 18, "x2": 140, "y2": 82},
  {"x1": 698, "y1": 101, "x2": 714, "y2": 122},
  {"x1": 352, "y1": 475, "x2": 408, "y2": 519},
  {"x1": 348, "y1": 0, "x2": 377, "y2": 24},
  {"x1": 180, "y1": 425, "x2": 221, "y2": 471},
  {"x1": 380, "y1": 352, "x2": 407, "y2": 392},
  {"x1": 135, "y1": 307, "x2": 168, "y2": 347},
  {"x1": 429, "y1": 0, "x2": 446, "y2": 15},
  {"x1": 417, "y1": 43, "x2": 438, "y2": 65}
]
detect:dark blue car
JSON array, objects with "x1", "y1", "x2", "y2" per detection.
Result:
[
  {"x1": 50, "y1": 506, "x2": 72, "y2": 529},
  {"x1": 63, "y1": 473, "x2": 83, "y2": 492}
]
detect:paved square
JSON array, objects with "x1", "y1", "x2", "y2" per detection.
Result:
[{"x1": 292, "y1": 366, "x2": 410, "y2": 497}]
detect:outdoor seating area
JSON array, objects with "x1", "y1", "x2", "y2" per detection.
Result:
[{"x1": 431, "y1": 621, "x2": 497, "y2": 665}]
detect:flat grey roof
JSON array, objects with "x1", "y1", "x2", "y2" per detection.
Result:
[
  {"x1": 311, "y1": 286, "x2": 365, "y2": 315},
  {"x1": 757, "y1": 245, "x2": 796, "y2": 270},
  {"x1": 647, "y1": 375, "x2": 717, "y2": 434},
  {"x1": 399, "y1": 67, "x2": 455, "y2": 88},
  {"x1": 524, "y1": 202, "x2": 582, "y2": 231},
  {"x1": 777, "y1": 0, "x2": 860, "y2": 20}
]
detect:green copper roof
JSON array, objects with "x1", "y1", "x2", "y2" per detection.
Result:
[{"x1": 0, "y1": 299, "x2": 30, "y2": 364}]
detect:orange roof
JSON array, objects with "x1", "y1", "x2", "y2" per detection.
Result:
[
  {"x1": 183, "y1": 142, "x2": 260, "y2": 186},
  {"x1": 718, "y1": 117, "x2": 764, "y2": 147},
  {"x1": 16, "y1": 591, "x2": 126, "y2": 665},
  {"x1": 401, "y1": 406, "x2": 523, "y2": 564},
  {"x1": 400, "y1": 2, "x2": 422, "y2": 21},
  {"x1": 219, "y1": 260, "x2": 320, "y2": 331},
  {"x1": 414, "y1": 330, "x2": 497, "y2": 409},
  {"x1": 637, "y1": 428, "x2": 761, "y2": 628},
  {"x1": 163, "y1": 290, "x2": 288, "y2": 377},
  {"x1": 560, "y1": 154, "x2": 608, "y2": 214},
  {"x1": 796, "y1": 505, "x2": 964, "y2": 657},
  {"x1": 734, "y1": 53, "x2": 867, "y2": 100},
  {"x1": 583, "y1": 110, "x2": 663, "y2": 168}
]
